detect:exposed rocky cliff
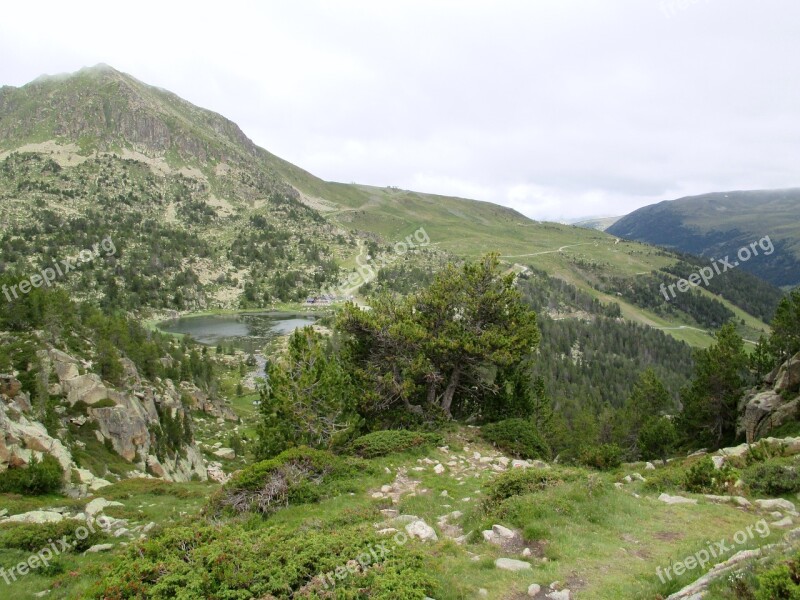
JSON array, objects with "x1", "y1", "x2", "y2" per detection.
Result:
[
  {"x1": 0, "y1": 344, "x2": 234, "y2": 493},
  {"x1": 740, "y1": 352, "x2": 800, "y2": 442}
]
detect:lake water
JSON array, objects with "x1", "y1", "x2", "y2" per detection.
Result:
[{"x1": 157, "y1": 312, "x2": 316, "y2": 349}]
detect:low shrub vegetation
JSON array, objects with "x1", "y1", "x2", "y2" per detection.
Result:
[
  {"x1": 0, "y1": 454, "x2": 63, "y2": 495},
  {"x1": 90, "y1": 520, "x2": 440, "y2": 599},
  {"x1": 208, "y1": 447, "x2": 367, "y2": 517},
  {"x1": 481, "y1": 418, "x2": 550, "y2": 460},
  {"x1": 0, "y1": 520, "x2": 107, "y2": 553},
  {"x1": 482, "y1": 466, "x2": 572, "y2": 509},
  {"x1": 743, "y1": 461, "x2": 800, "y2": 496},
  {"x1": 350, "y1": 430, "x2": 444, "y2": 458},
  {"x1": 579, "y1": 443, "x2": 622, "y2": 471}
]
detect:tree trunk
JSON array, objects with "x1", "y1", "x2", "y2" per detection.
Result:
[{"x1": 440, "y1": 365, "x2": 461, "y2": 418}]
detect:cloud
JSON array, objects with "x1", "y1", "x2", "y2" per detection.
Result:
[{"x1": 1, "y1": 0, "x2": 798, "y2": 221}]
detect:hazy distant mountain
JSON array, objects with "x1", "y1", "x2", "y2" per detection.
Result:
[
  {"x1": 608, "y1": 189, "x2": 800, "y2": 288},
  {"x1": 570, "y1": 216, "x2": 621, "y2": 231}
]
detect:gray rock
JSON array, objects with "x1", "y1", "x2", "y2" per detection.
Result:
[
  {"x1": 495, "y1": 558, "x2": 532, "y2": 571},
  {"x1": 405, "y1": 519, "x2": 438, "y2": 542}
]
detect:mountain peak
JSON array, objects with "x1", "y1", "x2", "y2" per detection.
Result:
[{"x1": 1, "y1": 65, "x2": 260, "y2": 167}]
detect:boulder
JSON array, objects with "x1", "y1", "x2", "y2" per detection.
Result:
[
  {"x1": 495, "y1": 558, "x2": 532, "y2": 572},
  {"x1": 214, "y1": 447, "x2": 236, "y2": 460},
  {"x1": 405, "y1": 519, "x2": 438, "y2": 542},
  {"x1": 755, "y1": 498, "x2": 797, "y2": 514},
  {"x1": 85, "y1": 497, "x2": 124, "y2": 517},
  {"x1": 741, "y1": 390, "x2": 798, "y2": 442},
  {"x1": 84, "y1": 543, "x2": 114, "y2": 554},
  {"x1": 5, "y1": 510, "x2": 64, "y2": 524},
  {"x1": 64, "y1": 373, "x2": 109, "y2": 405},
  {"x1": 0, "y1": 375, "x2": 22, "y2": 398},
  {"x1": 775, "y1": 353, "x2": 800, "y2": 393},
  {"x1": 658, "y1": 493, "x2": 698, "y2": 505}
]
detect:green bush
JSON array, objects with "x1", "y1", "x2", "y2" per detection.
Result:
[
  {"x1": 208, "y1": 447, "x2": 365, "y2": 516},
  {"x1": 0, "y1": 454, "x2": 63, "y2": 495},
  {"x1": 755, "y1": 553, "x2": 800, "y2": 599},
  {"x1": 744, "y1": 462, "x2": 800, "y2": 496},
  {"x1": 481, "y1": 419, "x2": 550, "y2": 460},
  {"x1": 350, "y1": 430, "x2": 444, "y2": 458},
  {"x1": 683, "y1": 456, "x2": 736, "y2": 494},
  {"x1": 579, "y1": 444, "x2": 622, "y2": 471},
  {"x1": 90, "y1": 520, "x2": 440, "y2": 599},
  {"x1": 0, "y1": 520, "x2": 108, "y2": 553},
  {"x1": 482, "y1": 467, "x2": 570, "y2": 508}
]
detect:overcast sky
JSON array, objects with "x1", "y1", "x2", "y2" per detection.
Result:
[{"x1": 1, "y1": 1, "x2": 798, "y2": 221}]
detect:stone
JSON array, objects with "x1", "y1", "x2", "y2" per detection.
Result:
[
  {"x1": 405, "y1": 519, "x2": 438, "y2": 542},
  {"x1": 528, "y1": 583, "x2": 542, "y2": 596},
  {"x1": 391, "y1": 514, "x2": 421, "y2": 525},
  {"x1": 755, "y1": 498, "x2": 797, "y2": 513},
  {"x1": 775, "y1": 353, "x2": 800, "y2": 393},
  {"x1": 547, "y1": 591, "x2": 571, "y2": 600},
  {"x1": 658, "y1": 493, "x2": 698, "y2": 505},
  {"x1": 381, "y1": 484, "x2": 393, "y2": 493},
  {"x1": 85, "y1": 498, "x2": 124, "y2": 517},
  {"x1": 773, "y1": 516, "x2": 794, "y2": 528},
  {"x1": 511, "y1": 459, "x2": 530, "y2": 469},
  {"x1": 433, "y1": 463, "x2": 445, "y2": 474},
  {"x1": 492, "y1": 524, "x2": 517, "y2": 539},
  {"x1": 522, "y1": 547, "x2": 532, "y2": 557},
  {"x1": 84, "y1": 543, "x2": 114, "y2": 554},
  {"x1": 741, "y1": 390, "x2": 798, "y2": 442},
  {"x1": 703, "y1": 495, "x2": 752, "y2": 508},
  {"x1": 213, "y1": 447, "x2": 236, "y2": 460},
  {"x1": 631, "y1": 472, "x2": 645, "y2": 482},
  {"x1": 712, "y1": 455, "x2": 726, "y2": 469},
  {"x1": 645, "y1": 462, "x2": 656, "y2": 470},
  {"x1": 495, "y1": 558, "x2": 532, "y2": 572},
  {"x1": 5, "y1": 510, "x2": 64, "y2": 524}
]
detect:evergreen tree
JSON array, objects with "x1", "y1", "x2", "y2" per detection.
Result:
[{"x1": 679, "y1": 323, "x2": 749, "y2": 448}]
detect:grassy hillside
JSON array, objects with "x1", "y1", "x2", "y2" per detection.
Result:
[{"x1": 0, "y1": 65, "x2": 780, "y2": 347}]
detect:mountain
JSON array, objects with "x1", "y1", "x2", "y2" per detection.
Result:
[
  {"x1": 608, "y1": 189, "x2": 800, "y2": 289},
  {"x1": 569, "y1": 216, "x2": 621, "y2": 231},
  {"x1": 0, "y1": 65, "x2": 781, "y2": 348}
]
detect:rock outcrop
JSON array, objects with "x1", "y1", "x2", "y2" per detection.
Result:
[
  {"x1": 1, "y1": 345, "x2": 209, "y2": 488},
  {"x1": 740, "y1": 352, "x2": 800, "y2": 442}
]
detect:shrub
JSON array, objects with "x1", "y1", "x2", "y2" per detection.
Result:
[
  {"x1": 481, "y1": 419, "x2": 550, "y2": 460},
  {"x1": 208, "y1": 447, "x2": 364, "y2": 516},
  {"x1": 579, "y1": 444, "x2": 622, "y2": 471},
  {"x1": 683, "y1": 456, "x2": 736, "y2": 494},
  {"x1": 744, "y1": 462, "x2": 800, "y2": 496},
  {"x1": 0, "y1": 520, "x2": 107, "y2": 553},
  {"x1": 90, "y1": 521, "x2": 440, "y2": 599},
  {"x1": 0, "y1": 454, "x2": 63, "y2": 495},
  {"x1": 350, "y1": 430, "x2": 444, "y2": 458},
  {"x1": 482, "y1": 467, "x2": 567, "y2": 508},
  {"x1": 755, "y1": 553, "x2": 800, "y2": 599}
]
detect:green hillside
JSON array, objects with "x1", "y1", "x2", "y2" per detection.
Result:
[
  {"x1": 0, "y1": 65, "x2": 781, "y2": 347},
  {"x1": 608, "y1": 189, "x2": 800, "y2": 288}
]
